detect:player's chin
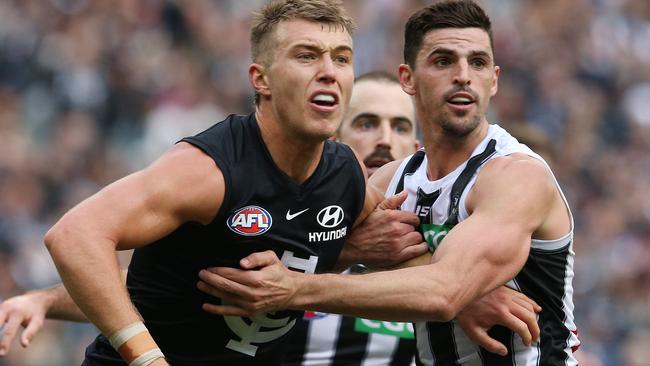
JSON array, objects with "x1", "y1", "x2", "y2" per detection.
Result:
[{"x1": 304, "y1": 117, "x2": 340, "y2": 139}]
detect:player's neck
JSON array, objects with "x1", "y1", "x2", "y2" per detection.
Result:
[
  {"x1": 422, "y1": 121, "x2": 489, "y2": 181},
  {"x1": 255, "y1": 108, "x2": 324, "y2": 184}
]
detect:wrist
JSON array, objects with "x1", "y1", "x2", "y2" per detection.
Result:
[
  {"x1": 290, "y1": 272, "x2": 327, "y2": 310},
  {"x1": 27, "y1": 287, "x2": 57, "y2": 315},
  {"x1": 108, "y1": 321, "x2": 166, "y2": 366},
  {"x1": 337, "y1": 243, "x2": 361, "y2": 269}
]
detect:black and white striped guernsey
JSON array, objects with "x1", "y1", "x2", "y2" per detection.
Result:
[
  {"x1": 385, "y1": 124, "x2": 580, "y2": 366},
  {"x1": 283, "y1": 266, "x2": 417, "y2": 366}
]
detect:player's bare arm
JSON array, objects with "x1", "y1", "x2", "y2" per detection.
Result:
[
  {"x1": 197, "y1": 154, "x2": 563, "y2": 321},
  {"x1": 0, "y1": 270, "x2": 131, "y2": 355},
  {"x1": 44, "y1": 142, "x2": 223, "y2": 365}
]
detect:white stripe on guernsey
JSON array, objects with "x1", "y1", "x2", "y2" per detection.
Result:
[
  {"x1": 562, "y1": 250, "x2": 580, "y2": 366},
  {"x1": 361, "y1": 333, "x2": 398, "y2": 366},
  {"x1": 304, "y1": 315, "x2": 341, "y2": 366},
  {"x1": 415, "y1": 322, "x2": 435, "y2": 365},
  {"x1": 530, "y1": 234, "x2": 572, "y2": 251},
  {"x1": 512, "y1": 334, "x2": 539, "y2": 365},
  {"x1": 451, "y1": 321, "x2": 481, "y2": 365}
]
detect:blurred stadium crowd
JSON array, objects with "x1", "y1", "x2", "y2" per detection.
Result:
[{"x1": 0, "y1": 0, "x2": 648, "y2": 365}]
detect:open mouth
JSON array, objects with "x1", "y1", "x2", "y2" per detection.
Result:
[
  {"x1": 448, "y1": 96, "x2": 474, "y2": 106},
  {"x1": 310, "y1": 92, "x2": 339, "y2": 111}
]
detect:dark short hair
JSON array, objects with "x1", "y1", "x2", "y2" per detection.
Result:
[{"x1": 403, "y1": 0, "x2": 493, "y2": 68}]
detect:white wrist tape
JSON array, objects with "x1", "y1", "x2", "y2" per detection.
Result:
[
  {"x1": 108, "y1": 321, "x2": 148, "y2": 350},
  {"x1": 129, "y1": 348, "x2": 165, "y2": 366}
]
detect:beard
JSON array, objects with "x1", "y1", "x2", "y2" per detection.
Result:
[
  {"x1": 440, "y1": 113, "x2": 481, "y2": 137},
  {"x1": 438, "y1": 85, "x2": 482, "y2": 137}
]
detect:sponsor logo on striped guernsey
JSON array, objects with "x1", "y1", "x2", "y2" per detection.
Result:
[
  {"x1": 421, "y1": 223, "x2": 454, "y2": 252},
  {"x1": 227, "y1": 206, "x2": 272, "y2": 236},
  {"x1": 354, "y1": 318, "x2": 414, "y2": 339}
]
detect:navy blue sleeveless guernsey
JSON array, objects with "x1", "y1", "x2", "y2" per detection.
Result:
[{"x1": 82, "y1": 113, "x2": 366, "y2": 366}]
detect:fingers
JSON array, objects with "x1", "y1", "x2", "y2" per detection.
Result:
[
  {"x1": 198, "y1": 270, "x2": 258, "y2": 300},
  {"x1": 377, "y1": 191, "x2": 408, "y2": 210},
  {"x1": 500, "y1": 312, "x2": 532, "y2": 347},
  {"x1": 516, "y1": 294, "x2": 541, "y2": 313},
  {"x1": 20, "y1": 316, "x2": 43, "y2": 348},
  {"x1": 388, "y1": 211, "x2": 421, "y2": 229},
  {"x1": 0, "y1": 316, "x2": 21, "y2": 356},
  {"x1": 397, "y1": 241, "x2": 429, "y2": 261},
  {"x1": 0, "y1": 309, "x2": 6, "y2": 330},
  {"x1": 239, "y1": 250, "x2": 279, "y2": 269},
  {"x1": 509, "y1": 301, "x2": 540, "y2": 344},
  {"x1": 205, "y1": 267, "x2": 254, "y2": 285},
  {"x1": 465, "y1": 327, "x2": 507, "y2": 356},
  {"x1": 498, "y1": 287, "x2": 542, "y2": 313},
  {"x1": 202, "y1": 303, "x2": 252, "y2": 317}
]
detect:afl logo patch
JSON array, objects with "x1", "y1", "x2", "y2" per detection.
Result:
[{"x1": 227, "y1": 206, "x2": 272, "y2": 236}]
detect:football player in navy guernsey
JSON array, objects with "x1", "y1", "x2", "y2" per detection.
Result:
[
  {"x1": 197, "y1": 1, "x2": 581, "y2": 365},
  {"x1": 41, "y1": 1, "x2": 381, "y2": 365}
]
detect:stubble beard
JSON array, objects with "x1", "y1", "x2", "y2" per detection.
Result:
[{"x1": 439, "y1": 112, "x2": 481, "y2": 138}]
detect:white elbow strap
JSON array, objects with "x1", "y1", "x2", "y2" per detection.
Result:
[
  {"x1": 108, "y1": 321, "x2": 148, "y2": 350},
  {"x1": 129, "y1": 348, "x2": 165, "y2": 366}
]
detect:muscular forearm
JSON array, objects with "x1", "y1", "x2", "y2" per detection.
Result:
[
  {"x1": 35, "y1": 284, "x2": 88, "y2": 322},
  {"x1": 290, "y1": 264, "x2": 456, "y2": 322},
  {"x1": 45, "y1": 226, "x2": 141, "y2": 337},
  {"x1": 43, "y1": 270, "x2": 128, "y2": 322}
]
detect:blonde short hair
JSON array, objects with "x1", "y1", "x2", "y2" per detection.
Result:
[{"x1": 250, "y1": 0, "x2": 355, "y2": 66}]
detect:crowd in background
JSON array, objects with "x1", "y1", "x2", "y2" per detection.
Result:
[{"x1": 0, "y1": 0, "x2": 648, "y2": 365}]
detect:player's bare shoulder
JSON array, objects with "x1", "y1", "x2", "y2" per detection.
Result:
[
  {"x1": 146, "y1": 142, "x2": 225, "y2": 224},
  {"x1": 467, "y1": 153, "x2": 556, "y2": 217},
  {"x1": 476, "y1": 153, "x2": 553, "y2": 192},
  {"x1": 467, "y1": 153, "x2": 570, "y2": 238}
]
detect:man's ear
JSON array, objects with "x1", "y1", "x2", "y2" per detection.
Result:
[
  {"x1": 249, "y1": 63, "x2": 271, "y2": 99},
  {"x1": 399, "y1": 64, "x2": 416, "y2": 96},
  {"x1": 490, "y1": 65, "x2": 500, "y2": 97}
]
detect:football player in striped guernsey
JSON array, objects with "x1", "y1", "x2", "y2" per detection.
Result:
[{"x1": 197, "y1": 1, "x2": 580, "y2": 365}]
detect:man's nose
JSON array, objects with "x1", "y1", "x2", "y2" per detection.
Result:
[
  {"x1": 453, "y1": 60, "x2": 471, "y2": 86},
  {"x1": 376, "y1": 121, "x2": 392, "y2": 148},
  {"x1": 316, "y1": 57, "x2": 336, "y2": 83}
]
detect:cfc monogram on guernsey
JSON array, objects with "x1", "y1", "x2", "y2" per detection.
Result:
[
  {"x1": 81, "y1": 113, "x2": 366, "y2": 366},
  {"x1": 385, "y1": 124, "x2": 580, "y2": 366}
]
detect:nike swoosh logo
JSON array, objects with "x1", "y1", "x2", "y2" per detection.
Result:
[{"x1": 286, "y1": 208, "x2": 309, "y2": 220}]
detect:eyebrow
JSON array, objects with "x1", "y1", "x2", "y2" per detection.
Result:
[
  {"x1": 291, "y1": 43, "x2": 353, "y2": 55},
  {"x1": 428, "y1": 47, "x2": 492, "y2": 60},
  {"x1": 352, "y1": 113, "x2": 414, "y2": 127},
  {"x1": 351, "y1": 112, "x2": 379, "y2": 122}
]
